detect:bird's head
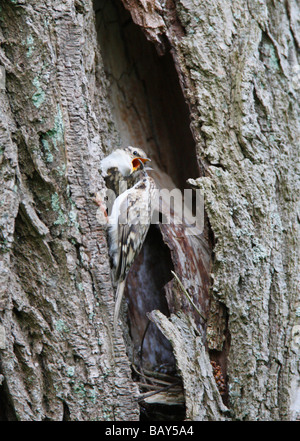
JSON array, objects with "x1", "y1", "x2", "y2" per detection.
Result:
[
  {"x1": 100, "y1": 146, "x2": 152, "y2": 177},
  {"x1": 124, "y1": 146, "x2": 151, "y2": 174}
]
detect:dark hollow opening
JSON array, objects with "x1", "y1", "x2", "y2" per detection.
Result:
[
  {"x1": 94, "y1": 0, "x2": 201, "y2": 419},
  {"x1": 125, "y1": 225, "x2": 174, "y2": 369},
  {"x1": 94, "y1": 0, "x2": 199, "y2": 191},
  {"x1": 0, "y1": 372, "x2": 17, "y2": 421}
]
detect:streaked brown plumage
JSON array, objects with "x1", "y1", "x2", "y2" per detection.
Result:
[
  {"x1": 109, "y1": 174, "x2": 156, "y2": 329},
  {"x1": 99, "y1": 147, "x2": 156, "y2": 330}
]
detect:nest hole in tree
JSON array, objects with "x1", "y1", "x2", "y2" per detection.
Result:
[{"x1": 94, "y1": 0, "x2": 213, "y2": 419}]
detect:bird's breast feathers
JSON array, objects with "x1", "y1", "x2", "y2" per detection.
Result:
[{"x1": 108, "y1": 176, "x2": 156, "y2": 281}]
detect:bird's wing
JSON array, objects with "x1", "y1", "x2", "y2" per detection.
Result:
[
  {"x1": 114, "y1": 179, "x2": 152, "y2": 282},
  {"x1": 110, "y1": 176, "x2": 156, "y2": 330}
]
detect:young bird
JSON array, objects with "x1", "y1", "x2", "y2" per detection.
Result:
[
  {"x1": 99, "y1": 147, "x2": 156, "y2": 330},
  {"x1": 100, "y1": 146, "x2": 151, "y2": 196}
]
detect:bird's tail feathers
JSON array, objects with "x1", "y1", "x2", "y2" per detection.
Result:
[{"x1": 113, "y1": 280, "x2": 126, "y2": 331}]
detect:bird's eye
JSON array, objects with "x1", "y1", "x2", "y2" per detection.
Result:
[{"x1": 133, "y1": 151, "x2": 138, "y2": 156}]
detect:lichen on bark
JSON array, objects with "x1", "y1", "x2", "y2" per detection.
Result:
[
  {"x1": 175, "y1": 0, "x2": 300, "y2": 420},
  {"x1": 0, "y1": 0, "x2": 299, "y2": 422},
  {"x1": 119, "y1": 0, "x2": 300, "y2": 420},
  {"x1": 0, "y1": 0, "x2": 138, "y2": 421}
]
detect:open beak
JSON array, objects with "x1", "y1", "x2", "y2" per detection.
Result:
[{"x1": 131, "y1": 157, "x2": 150, "y2": 172}]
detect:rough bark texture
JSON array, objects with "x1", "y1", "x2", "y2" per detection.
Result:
[
  {"x1": 0, "y1": 0, "x2": 139, "y2": 421},
  {"x1": 0, "y1": 0, "x2": 299, "y2": 421},
  {"x1": 149, "y1": 310, "x2": 229, "y2": 421},
  {"x1": 111, "y1": 0, "x2": 300, "y2": 420},
  {"x1": 174, "y1": 0, "x2": 300, "y2": 420}
]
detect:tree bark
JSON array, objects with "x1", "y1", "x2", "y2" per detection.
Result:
[
  {"x1": 0, "y1": 0, "x2": 299, "y2": 421},
  {"x1": 0, "y1": 0, "x2": 139, "y2": 421}
]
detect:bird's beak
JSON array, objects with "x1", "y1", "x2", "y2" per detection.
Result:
[{"x1": 131, "y1": 157, "x2": 150, "y2": 173}]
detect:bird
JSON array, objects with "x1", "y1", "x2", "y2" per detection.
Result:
[
  {"x1": 100, "y1": 146, "x2": 151, "y2": 196},
  {"x1": 98, "y1": 147, "x2": 156, "y2": 330}
]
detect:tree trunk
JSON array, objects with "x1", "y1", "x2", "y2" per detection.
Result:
[{"x1": 0, "y1": 0, "x2": 299, "y2": 421}]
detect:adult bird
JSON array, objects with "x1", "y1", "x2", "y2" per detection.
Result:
[{"x1": 98, "y1": 147, "x2": 156, "y2": 330}]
